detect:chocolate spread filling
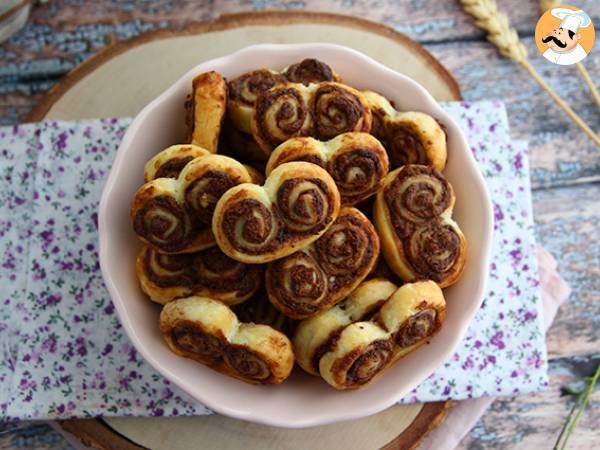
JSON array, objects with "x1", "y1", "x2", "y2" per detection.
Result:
[
  {"x1": 184, "y1": 170, "x2": 237, "y2": 226},
  {"x1": 255, "y1": 87, "x2": 309, "y2": 146},
  {"x1": 404, "y1": 221, "x2": 460, "y2": 281},
  {"x1": 277, "y1": 178, "x2": 332, "y2": 234},
  {"x1": 223, "y1": 346, "x2": 270, "y2": 380},
  {"x1": 154, "y1": 156, "x2": 194, "y2": 180},
  {"x1": 328, "y1": 149, "x2": 384, "y2": 204},
  {"x1": 346, "y1": 339, "x2": 393, "y2": 385},
  {"x1": 172, "y1": 323, "x2": 224, "y2": 359},
  {"x1": 133, "y1": 195, "x2": 190, "y2": 252},
  {"x1": 384, "y1": 165, "x2": 451, "y2": 238},
  {"x1": 313, "y1": 84, "x2": 367, "y2": 140},
  {"x1": 395, "y1": 309, "x2": 438, "y2": 347},
  {"x1": 284, "y1": 58, "x2": 336, "y2": 85},
  {"x1": 228, "y1": 69, "x2": 286, "y2": 105},
  {"x1": 386, "y1": 123, "x2": 426, "y2": 167}
]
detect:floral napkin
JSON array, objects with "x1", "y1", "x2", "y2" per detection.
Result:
[{"x1": 0, "y1": 101, "x2": 548, "y2": 421}]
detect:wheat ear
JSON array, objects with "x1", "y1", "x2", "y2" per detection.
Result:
[
  {"x1": 460, "y1": 0, "x2": 600, "y2": 147},
  {"x1": 540, "y1": 0, "x2": 600, "y2": 109}
]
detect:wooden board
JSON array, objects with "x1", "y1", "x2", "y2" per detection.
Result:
[{"x1": 23, "y1": 11, "x2": 463, "y2": 450}]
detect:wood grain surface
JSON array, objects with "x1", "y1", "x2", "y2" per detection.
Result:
[{"x1": 0, "y1": 1, "x2": 598, "y2": 449}]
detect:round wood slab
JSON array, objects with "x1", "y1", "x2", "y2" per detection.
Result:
[{"x1": 34, "y1": 11, "x2": 461, "y2": 450}]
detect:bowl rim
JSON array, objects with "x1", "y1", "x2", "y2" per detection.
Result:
[{"x1": 98, "y1": 42, "x2": 494, "y2": 428}]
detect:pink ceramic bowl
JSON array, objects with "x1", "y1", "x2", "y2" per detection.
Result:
[{"x1": 99, "y1": 43, "x2": 493, "y2": 428}]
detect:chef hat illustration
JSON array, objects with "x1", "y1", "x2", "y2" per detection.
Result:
[{"x1": 551, "y1": 8, "x2": 592, "y2": 33}]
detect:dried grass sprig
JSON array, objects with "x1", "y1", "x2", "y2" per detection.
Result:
[
  {"x1": 460, "y1": 0, "x2": 600, "y2": 147},
  {"x1": 540, "y1": 0, "x2": 600, "y2": 109}
]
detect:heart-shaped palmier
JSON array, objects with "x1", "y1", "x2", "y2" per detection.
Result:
[
  {"x1": 131, "y1": 151, "x2": 259, "y2": 254},
  {"x1": 362, "y1": 90, "x2": 447, "y2": 171},
  {"x1": 212, "y1": 161, "x2": 341, "y2": 264},
  {"x1": 374, "y1": 164, "x2": 466, "y2": 287},
  {"x1": 266, "y1": 132, "x2": 389, "y2": 206},
  {"x1": 294, "y1": 279, "x2": 446, "y2": 389},
  {"x1": 136, "y1": 245, "x2": 263, "y2": 305},
  {"x1": 160, "y1": 296, "x2": 294, "y2": 384},
  {"x1": 265, "y1": 207, "x2": 379, "y2": 319}
]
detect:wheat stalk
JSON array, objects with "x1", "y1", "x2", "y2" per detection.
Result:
[
  {"x1": 540, "y1": 0, "x2": 600, "y2": 109},
  {"x1": 460, "y1": 0, "x2": 600, "y2": 147}
]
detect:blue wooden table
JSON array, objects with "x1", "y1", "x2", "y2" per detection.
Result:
[{"x1": 0, "y1": 1, "x2": 598, "y2": 448}]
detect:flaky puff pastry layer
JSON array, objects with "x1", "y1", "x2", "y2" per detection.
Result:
[
  {"x1": 266, "y1": 132, "x2": 389, "y2": 206},
  {"x1": 295, "y1": 280, "x2": 446, "y2": 390},
  {"x1": 160, "y1": 296, "x2": 294, "y2": 384},
  {"x1": 212, "y1": 161, "x2": 341, "y2": 264},
  {"x1": 131, "y1": 154, "x2": 258, "y2": 254},
  {"x1": 362, "y1": 90, "x2": 447, "y2": 171},
  {"x1": 374, "y1": 165, "x2": 466, "y2": 287},
  {"x1": 293, "y1": 278, "x2": 398, "y2": 376},
  {"x1": 136, "y1": 245, "x2": 263, "y2": 305},
  {"x1": 185, "y1": 71, "x2": 227, "y2": 153}
]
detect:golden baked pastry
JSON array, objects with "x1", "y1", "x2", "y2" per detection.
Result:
[
  {"x1": 362, "y1": 90, "x2": 447, "y2": 171},
  {"x1": 160, "y1": 296, "x2": 294, "y2": 384},
  {"x1": 131, "y1": 153, "x2": 257, "y2": 254},
  {"x1": 251, "y1": 82, "x2": 372, "y2": 155},
  {"x1": 212, "y1": 161, "x2": 341, "y2": 263},
  {"x1": 294, "y1": 278, "x2": 398, "y2": 376},
  {"x1": 136, "y1": 245, "x2": 263, "y2": 305},
  {"x1": 233, "y1": 290, "x2": 296, "y2": 336},
  {"x1": 374, "y1": 165, "x2": 466, "y2": 287},
  {"x1": 185, "y1": 71, "x2": 228, "y2": 153},
  {"x1": 143, "y1": 144, "x2": 210, "y2": 182},
  {"x1": 266, "y1": 132, "x2": 389, "y2": 206},
  {"x1": 265, "y1": 207, "x2": 379, "y2": 319},
  {"x1": 294, "y1": 279, "x2": 446, "y2": 389},
  {"x1": 227, "y1": 59, "x2": 341, "y2": 134}
]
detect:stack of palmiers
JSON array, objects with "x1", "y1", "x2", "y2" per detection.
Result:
[{"x1": 129, "y1": 59, "x2": 466, "y2": 388}]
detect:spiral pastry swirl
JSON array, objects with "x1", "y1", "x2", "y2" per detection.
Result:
[
  {"x1": 136, "y1": 245, "x2": 263, "y2": 305},
  {"x1": 132, "y1": 180, "x2": 196, "y2": 253},
  {"x1": 294, "y1": 280, "x2": 446, "y2": 389},
  {"x1": 144, "y1": 145, "x2": 210, "y2": 182},
  {"x1": 266, "y1": 132, "x2": 389, "y2": 206},
  {"x1": 160, "y1": 297, "x2": 294, "y2": 384},
  {"x1": 184, "y1": 71, "x2": 227, "y2": 153},
  {"x1": 362, "y1": 90, "x2": 447, "y2": 171},
  {"x1": 375, "y1": 165, "x2": 466, "y2": 287},
  {"x1": 251, "y1": 84, "x2": 313, "y2": 152},
  {"x1": 312, "y1": 82, "x2": 372, "y2": 141},
  {"x1": 227, "y1": 69, "x2": 287, "y2": 134},
  {"x1": 131, "y1": 153, "x2": 257, "y2": 254},
  {"x1": 283, "y1": 58, "x2": 341, "y2": 85},
  {"x1": 212, "y1": 162, "x2": 341, "y2": 264}
]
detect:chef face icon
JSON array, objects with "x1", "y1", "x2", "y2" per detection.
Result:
[
  {"x1": 542, "y1": 27, "x2": 580, "y2": 53},
  {"x1": 535, "y1": 6, "x2": 595, "y2": 66}
]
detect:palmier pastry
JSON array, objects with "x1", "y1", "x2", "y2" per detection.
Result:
[
  {"x1": 318, "y1": 281, "x2": 446, "y2": 389},
  {"x1": 294, "y1": 280, "x2": 446, "y2": 389},
  {"x1": 251, "y1": 82, "x2": 372, "y2": 155},
  {"x1": 136, "y1": 245, "x2": 263, "y2": 305},
  {"x1": 294, "y1": 278, "x2": 398, "y2": 376},
  {"x1": 266, "y1": 132, "x2": 389, "y2": 206},
  {"x1": 282, "y1": 58, "x2": 341, "y2": 85},
  {"x1": 144, "y1": 144, "x2": 210, "y2": 182},
  {"x1": 227, "y1": 59, "x2": 341, "y2": 134},
  {"x1": 266, "y1": 207, "x2": 379, "y2": 319},
  {"x1": 362, "y1": 90, "x2": 447, "y2": 171},
  {"x1": 160, "y1": 296, "x2": 294, "y2": 384},
  {"x1": 131, "y1": 154, "x2": 257, "y2": 253},
  {"x1": 374, "y1": 165, "x2": 466, "y2": 287},
  {"x1": 212, "y1": 161, "x2": 341, "y2": 264},
  {"x1": 185, "y1": 71, "x2": 227, "y2": 153}
]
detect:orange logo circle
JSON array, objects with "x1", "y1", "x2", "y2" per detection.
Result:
[{"x1": 535, "y1": 5, "x2": 595, "y2": 66}]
